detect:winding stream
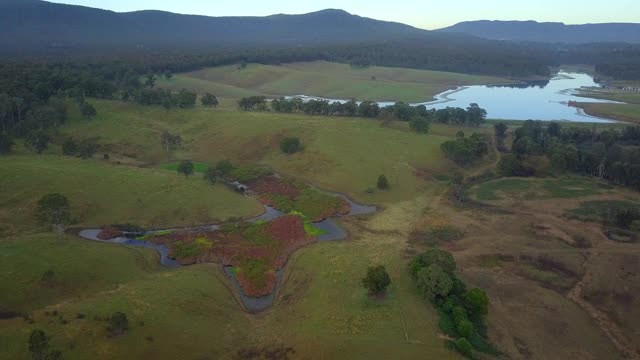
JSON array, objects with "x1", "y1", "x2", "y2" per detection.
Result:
[{"x1": 78, "y1": 184, "x2": 376, "y2": 312}]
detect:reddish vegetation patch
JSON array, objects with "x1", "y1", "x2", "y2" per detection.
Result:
[
  {"x1": 237, "y1": 269, "x2": 277, "y2": 298},
  {"x1": 97, "y1": 227, "x2": 123, "y2": 240},
  {"x1": 246, "y1": 175, "x2": 300, "y2": 199},
  {"x1": 148, "y1": 215, "x2": 314, "y2": 298}
]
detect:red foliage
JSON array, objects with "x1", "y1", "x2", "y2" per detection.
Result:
[
  {"x1": 97, "y1": 227, "x2": 123, "y2": 240},
  {"x1": 236, "y1": 270, "x2": 277, "y2": 298},
  {"x1": 246, "y1": 175, "x2": 300, "y2": 198}
]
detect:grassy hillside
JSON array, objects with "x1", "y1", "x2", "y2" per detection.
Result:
[
  {"x1": 0, "y1": 194, "x2": 460, "y2": 360},
  {"x1": 0, "y1": 155, "x2": 262, "y2": 235},
  {"x1": 579, "y1": 103, "x2": 640, "y2": 124},
  {"x1": 156, "y1": 61, "x2": 512, "y2": 102},
  {"x1": 60, "y1": 99, "x2": 472, "y2": 203}
]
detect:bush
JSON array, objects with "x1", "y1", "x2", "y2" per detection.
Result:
[
  {"x1": 62, "y1": 138, "x2": 78, "y2": 155},
  {"x1": 177, "y1": 160, "x2": 194, "y2": 177},
  {"x1": 457, "y1": 319, "x2": 475, "y2": 338},
  {"x1": 107, "y1": 312, "x2": 128, "y2": 336},
  {"x1": 203, "y1": 167, "x2": 218, "y2": 184},
  {"x1": 464, "y1": 288, "x2": 489, "y2": 316},
  {"x1": 361, "y1": 265, "x2": 392, "y2": 296},
  {"x1": 452, "y1": 338, "x2": 474, "y2": 358},
  {"x1": 410, "y1": 117, "x2": 430, "y2": 133},
  {"x1": 410, "y1": 249, "x2": 457, "y2": 277},
  {"x1": 377, "y1": 174, "x2": 389, "y2": 190},
  {"x1": 280, "y1": 137, "x2": 302, "y2": 154},
  {"x1": 416, "y1": 264, "x2": 453, "y2": 301}
]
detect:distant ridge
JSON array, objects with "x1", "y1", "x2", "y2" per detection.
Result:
[
  {"x1": 438, "y1": 20, "x2": 640, "y2": 44},
  {"x1": 0, "y1": 0, "x2": 441, "y2": 50}
]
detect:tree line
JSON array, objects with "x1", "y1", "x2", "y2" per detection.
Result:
[
  {"x1": 239, "y1": 96, "x2": 488, "y2": 130},
  {"x1": 497, "y1": 120, "x2": 640, "y2": 191}
]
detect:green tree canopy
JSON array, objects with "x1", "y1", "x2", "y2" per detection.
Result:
[
  {"x1": 361, "y1": 265, "x2": 391, "y2": 295},
  {"x1": 464, "y1": 288, "x2": 490, "y2": 316},
  {"x1": 377, "y1": 174, "x2": 389, "y2": 190},
  {"x1": 177, "y1": 160, "x2": 194, "y2": 177},
  {"x1": 280, "y1": 137, "x2": 302, "y2": 154},
  {"x1": 36, "y1": 193, "x2": 71, "y2": 240},
  {"x1": 416, "y1": 264, "x2": 453, "y2": 301},
  {"x1": 201, "y1": 93, "x2": 219, "y2": 108}
]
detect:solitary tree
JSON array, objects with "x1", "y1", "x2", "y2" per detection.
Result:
[
  {"x1": 361, "y1": 265, "x2": 391, "y2": 296},
  {"x1": 107, "y1": 312, "x2": 129, "y2": 336},
  {"x1": 203, "y1": 166, "x2": 218, "y2": 184},
  {"x1": 37, "y1": 194, "x2": 71, "y2": 241},
  {"x1": 160, "y1": 131, "x2": 182, "y2": 154},
  {"x1": 494, "y1": 122, "x2": 508, "y2": 148},
  {"x1": 144, "y1": 74, "x2": 157, "y2": 88},
  {"x1": 280, "y1": 137, "x2": 302, "y2": 154},
  {"x1": 201, "y1": 93, "x2": 219, "y2": 108},
  {"x1": 79, "y1": 102, "x2": 97, "y2": 119},
  {"x1": 215, "y1": 160, "x2": 233, "y2": 178},
  {"x1": 28, "y1": 329, "x2": 49, "y2": 360},
  {"x1": 377, "y1": 174, "x2": 389, "y2": 190},
  {"x1": 410, "y1": 117, "x2": 430, "y2": 134},
  {"x1": 177, "y1": 160, "x2": 194, "y2": 177}
]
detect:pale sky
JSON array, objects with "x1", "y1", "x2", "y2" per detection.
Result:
[{"x1": 48, "y1": 0, "x2": 640, "y2": 30}]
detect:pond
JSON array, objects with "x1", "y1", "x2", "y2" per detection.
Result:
[{"x1": 288, "y1": 72, "x2": 621, "y2": 123}]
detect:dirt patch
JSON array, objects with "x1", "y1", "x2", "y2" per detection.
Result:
[
  {"x1": 530, "y1": 223, "x2": 575, "y2": 246},
  {"x1": 234, "y1": 344, "x2": 296, "y2": 360}
]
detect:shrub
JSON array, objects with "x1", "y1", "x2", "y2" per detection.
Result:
[
  {"x1": 280, "y1": 137, "x2": 302, "y2": 154},
  {"x1": 177, "y1": 160, "x2": 194, "y2": 177},
  {"x1": 203, "y1": 167, "x2": 218, "y2": 184},
  {"x1": 457, "y1": 319, "x2": 475, "y2": 338},
  {"x1": 464, "y1": 288, "x2": 489, "y2": 316},
  {"x1": 377, "y1": 174, "x2": 389, "y2": 190},
  {"x1": 416, "y1": 264, "x2": 453, "y2": 301},
  {"x1": 452, "y1": 338, "x2": 473, "y2": 358},
  {"x1": 62, "y1": 138, "x2": 78, "y2": 155},
  {"x1": 361, "y1": 265, "x2": 391, "y2": 296},
  {"x1": 410, "y1": 117, "x2": 430, "y2": 133},
  {"x1": 410, "y1": 249, "x2": 456, "y2": 277},
  {"x1": 107, "y1": 312, "x2": 128, "y2": 336}
]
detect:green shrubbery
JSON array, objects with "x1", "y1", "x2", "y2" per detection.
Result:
[{"x1": 410, "y1": 248, "x2": 497, "y2": 358}]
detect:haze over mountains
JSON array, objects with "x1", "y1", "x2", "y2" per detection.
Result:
[
  {"x1": 0, "y1": 0, "x2": 445, "y2": 51},
  {"x1": 438, "y1": 20, "x2": 640, "y2": 44},
  {"x1": 3, "y1": 0, "x2": 639, "y2": 55}
]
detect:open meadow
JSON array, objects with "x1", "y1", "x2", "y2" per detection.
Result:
[
  {"x1": 1, "y1": 91, "x2": 639, "y2": 360},
  {"x1": 156, "y1": 61, "x2": 512, "y2": 103}
]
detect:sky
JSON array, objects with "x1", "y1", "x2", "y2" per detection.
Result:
[{"x1": 48, "y1": 0, "x2": 640, "y2": 30}]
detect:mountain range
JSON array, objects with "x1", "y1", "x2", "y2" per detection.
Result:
[
  {"x1": 0, "y1": 0, "x2": 446, "y2": 51},
  {"x1": 438, "y1": 20, "x2": 640, "y2": 44}
]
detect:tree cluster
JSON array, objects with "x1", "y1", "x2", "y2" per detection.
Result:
[
  {"x1": 270, "y1": 97, "x2": 380, "y2": 118},
  {"x1": 238, "y1": 96, "x2": 268, "y2": 111},
  {"x1": 497, "y1": 121, "x2": 640, "y2": 191},
  {"x1": 440, "y1": 132, "x2": 490, "y2": 166},
  {"x1": 410, "y1": 249, "x2": 494, "y2": 358}
]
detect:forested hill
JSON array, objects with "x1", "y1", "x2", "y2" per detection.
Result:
[
  {"x1": 1, "y1": 0, "x2": 433, "y2": 50},
  {"x1": 438, "y1": 20, "x2": 640, "y2": 44}
]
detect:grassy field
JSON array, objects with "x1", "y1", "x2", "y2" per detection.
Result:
[
  {"x1": 0, "y1": 154, "x2": 262, "y2": 234},
  {"x1": 578, "y1": 102, "x2": 640, "y2": 124},
  {"x1": 469, "y1": 177, "x2": 613, "y2": 202},
  {"x1": 156, "y1": 61, "x2": 512, "y2": 102},
  {"x1": 59, "y1": 99, "x2": 476, "y2": 204},
  {"x1": 0, "y1": 192, "x2": 460, "y2": 360}
]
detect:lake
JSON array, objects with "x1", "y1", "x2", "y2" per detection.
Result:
[{"x1": 289, "y1": 72, "x2": 621, "y2": 123}]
